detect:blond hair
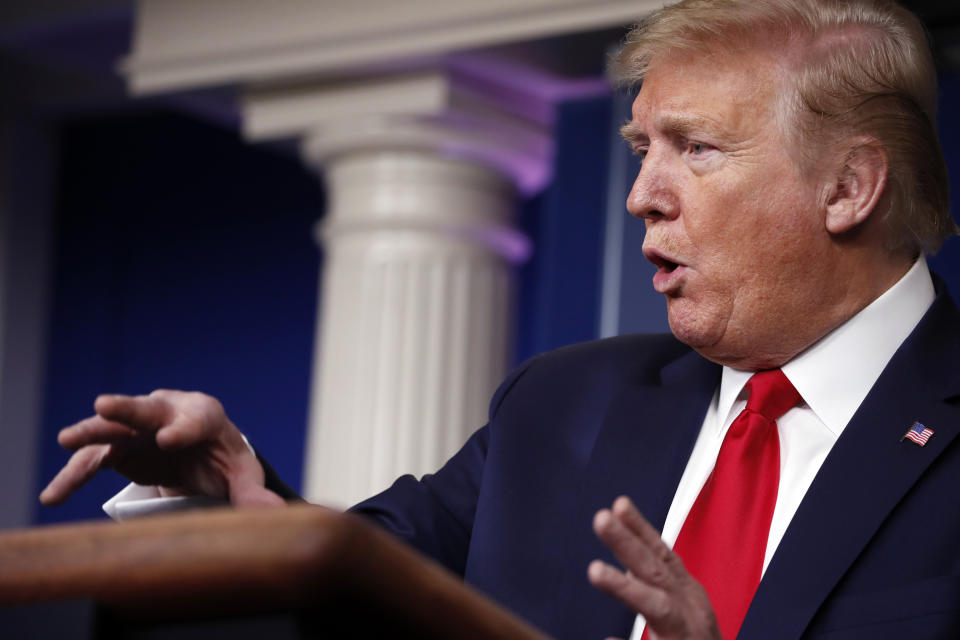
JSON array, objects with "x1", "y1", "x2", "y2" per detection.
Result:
[{"x1": 611, "y1": 0, "x2": 956, "y2": 255}]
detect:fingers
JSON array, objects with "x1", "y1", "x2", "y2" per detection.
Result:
[
  {"x1": 588, "y1": 558, "x2": 667, "y2": 618},
  {"x1": 593, "y1": 498, "x2": 682, "y2": 590},
  {"x1": 590, "y1": 496, "x2": 720, "y2": 638},
  {"x1": 590, "y1": 503, "x2": 677, "y2": 623},
  {"x1": 55, "y1": 394, "x2": 185, "y2": 454},
  {"x1": 94, "y1": 393, "x2": 171, "y2": 431},
  {"x1": 43, "y1": 389, "x2": 255, "y2": 508},
  {"x1": 149, "y1": 390, "x2": 225, "y2": 450},
  {"x1": 612, "y1": 495, "x2": 668, "y2": 548},
  {"x1": 57, "y1": 416, "x2": 139, "y2": 450},
  {"x1": 39, "y1": 445, "x2": 111, "y2": 505},
  {"x1": 94, "y1": 390, "x2": 224, "y2": 450}
]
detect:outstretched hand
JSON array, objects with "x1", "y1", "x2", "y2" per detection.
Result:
[
  {"x1": 589, "y1": 496, "x2": 721, "y2": 640},
  {"x1": 39, "y1": 390, "x2": 284, "y2": 508}
]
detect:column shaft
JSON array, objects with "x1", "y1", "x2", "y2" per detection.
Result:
[{"x1": 304, "y1": 151, "x2": 523, "y2": 507}]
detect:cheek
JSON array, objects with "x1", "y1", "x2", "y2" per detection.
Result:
[
  {"x1": 682, "y1": 176, "x2": 758, "y2": 247},
  {"x1": 695, "y1": 181, "x2": 818, "y2": 267}
]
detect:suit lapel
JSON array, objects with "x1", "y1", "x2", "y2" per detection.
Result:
[
  {"x1": 740, "y1": 288, "x2": 960, "y2": 640},
  {"x1": 555, "y1": 348, "x2": 720, "y2": 639}
]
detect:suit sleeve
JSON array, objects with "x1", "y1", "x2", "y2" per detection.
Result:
[
  {"x1": 349, "y1": 358, "x2": 536, "y2": 576},
  {"x1": 257, "y1": 449, "x2": 304, "y2": 502}
]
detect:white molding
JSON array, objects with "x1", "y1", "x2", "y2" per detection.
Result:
[
  {"x1": 123, "y1": 0, "x2": 660, "y2": 94},
  {"x1": 243, "y1": 71, "x2": 450, "y2": 141}
]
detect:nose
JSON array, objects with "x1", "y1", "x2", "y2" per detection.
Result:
[{"x1": 625, "y1": 149, "x2": 679, "y2": 222}]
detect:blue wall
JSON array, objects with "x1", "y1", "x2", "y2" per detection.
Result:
[
  {"x1": 929, "y1": 70, "x2": 960, "y2": 290},
  {"x1": 35, "y1": 112, "x2": 321, "y2": 524},
  {"x1": 515, "y1": 95, "x2": 612, "y2": 360}
]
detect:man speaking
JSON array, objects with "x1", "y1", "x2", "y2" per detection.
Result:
[{"x1": 39, "y1": 0, "x2": 960, "y2": 638}]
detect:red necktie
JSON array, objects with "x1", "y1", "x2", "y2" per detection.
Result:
[{"x1": 646, "y1": 369, "x2": 800, "y2": 640}]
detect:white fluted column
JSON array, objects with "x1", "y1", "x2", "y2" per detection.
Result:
[{"x1": 303, "y1": 148, "x2": 528, "y2": 507}]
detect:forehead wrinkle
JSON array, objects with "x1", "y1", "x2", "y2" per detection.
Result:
[
  {"x1": 632, "y1": 90, "x2": 737, "y2": 141},
  {"x1": 645, "y1": 52, "x2": 785, "y2": 137}
]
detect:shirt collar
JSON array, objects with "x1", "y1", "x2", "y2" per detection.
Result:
[{"x1": 715, "y1": 256, "x2": 935, "y2": 436}]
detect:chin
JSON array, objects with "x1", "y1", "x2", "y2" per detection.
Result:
[
  {"x1": 665, "y1": 309, "x2": 754, "y2": 367},
  {"x1": 666, "y1": 298, "x2": 720, "y2": 345},
  {"x1": 666, "y1": 315, "x2": 718, "y2": 353}
]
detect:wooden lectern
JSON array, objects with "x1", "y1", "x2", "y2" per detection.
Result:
[{"x1": 0, "y1": 505, "x2": 549, "y2": 639}]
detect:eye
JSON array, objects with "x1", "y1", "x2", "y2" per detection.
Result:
[{"x1": 688, "y1": 141, "x2": 708, "y2": 155}]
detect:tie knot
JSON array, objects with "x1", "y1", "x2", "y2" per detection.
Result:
[{"x1": 745, "y1": 369, "x2": 801, "y2": 421}]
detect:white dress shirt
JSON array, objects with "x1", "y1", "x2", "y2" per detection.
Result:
[{"x1": 630, "y1": 256, "x2": 935, "y2": 639}]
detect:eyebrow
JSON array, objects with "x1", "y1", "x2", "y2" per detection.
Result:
[
  {"x1": 620, "y1": 113, "x2": 726, "y2": 145},
  {"x1": 619, "y1": 120, "x2": 647, "y2": 145}
]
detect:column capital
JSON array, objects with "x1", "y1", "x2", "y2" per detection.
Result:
[
  {"x1": 244, "y1": 63, "x2": 607, "y2": 195},
  {"x1": 316, "y1": 150, "x2": 531, "y2": 265},
  {"x1": 300, "y1": 112, "x2": 551, "y2": 198}
]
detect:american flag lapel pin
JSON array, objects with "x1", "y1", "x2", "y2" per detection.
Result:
[{"x1": 901, "y1": 421, "x2": 934, "y2": 447}]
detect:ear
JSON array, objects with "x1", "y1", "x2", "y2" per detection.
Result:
[{"x1": 824, "y1": 139, "x2": 888, "y2": 235}]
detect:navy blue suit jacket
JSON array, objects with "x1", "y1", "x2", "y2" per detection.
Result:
[{"x1": 350, "y1": 284, "x2": 960, "y2": 639}]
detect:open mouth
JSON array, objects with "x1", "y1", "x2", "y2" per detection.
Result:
[
  {"x1": 643, "y1": 247, "x2": 686, "y2": 293},
  {"x1": 644, "y1": 249, "x2": 681, "y2": 273}
]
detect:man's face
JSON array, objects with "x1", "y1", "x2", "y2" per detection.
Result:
[{"x1": 626, "y1": 52, "x2": 840, "y2": 369}]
